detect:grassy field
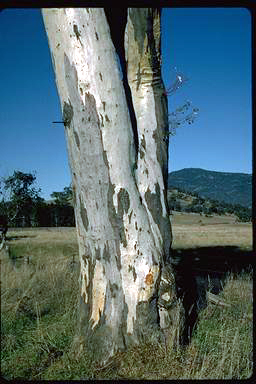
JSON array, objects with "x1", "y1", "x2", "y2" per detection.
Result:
[
  {"x1": 1, "y1": 214, "x2": 253, "y2": 379},
  {"x1": 171, "y1": 212, "x2": 252, "y2": 250}
]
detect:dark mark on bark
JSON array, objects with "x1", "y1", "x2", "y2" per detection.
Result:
[
  {"x1": 95, "y1": 31, "x2": 99, "y2": 40},
  {"x1": 128, "y1": 265, "x2": 137, "y2": 281},
  {"x1": 140, "y1": 134, "x2": 146, "y2": 155},
  {"x1": 82, "y1": 253, "x2": 89, "y2": 265},
  {"x1": 110, "y1": 283, "x2": 119, "y2": 298},
  {"x1": 99, "y1": 72, "x2": 103, "y2": 81},
  {"x1": 64, "y1": 52, "x2": 85, "y2": 136},
  {"x1": 79, "y1": 195, "x2": 89, "y2": 231},
  {"x1": 103, "y1": 242, "x2": 111, "y2": 262},
  {"x1": 141, "y1": 135, "x2": 146, "y2": 152},
  {"x1": 107, "y1": 183, "x2": 122, "y2": 270},
  {"x1": 100, "y1": 114, "x2": 104, "y2": 127},
  {"x1": 115, "y1": 245, "x2": 122, "y2": 270},
  {"x1": 136, "y1": 62, "x2": 141, "y2": 91},
  {"x1": 105, "y1": 114, "x2": 110, "y2": 123},
  {"x1": 144, "y1": 183, "x2": 171, "y2": 259},
  {"x1": 152, "y1": 130, "x2": 163, "y2": 166},
  {"x1": 102, "y1": 101, "x2": 106, "y2": 111},
  {"x1": 117, "y1": 188, "x2": 130, "y2": 216},
  {"x1": 139, "y1": 146, "x2": 145, "y2": 159},
  {"x1": 73, "y1": 24, "x2": 83, "y2": 45},
  {"x1": 116, "y1": 188, "x2": 130, "y2": 248},
  {"x1": 128, "y1": 210, "x2": 133, "y2": 224},
  {"x1": 102, "y1": 151, "x2": 108, "y2": 167},
  {"x1": 145, "y1": 183, "x2": 161, "y2": 225},
  {"x1": 63, "y1": 101, "x2": 74, "y2": 129},
  {"x1": 74, "y1": 131, "x2": 80, "y2": 149},
  {"x1": 151, "y1": 252, "x2": 158, "y2": 265},
  {"x1": 95, "y1": 247, "x2": 101, "y2": 260}
]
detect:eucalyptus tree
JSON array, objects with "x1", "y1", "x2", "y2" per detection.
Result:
[
  {"x1": 3, "y1": 170, "x2": 42, "y2": 227},
  {"x1": 50, "y1": 185, "x2": 73, "y2": 205},
  {"x1": 42, "y1": 8, "x2": 184, "y2": 363}
]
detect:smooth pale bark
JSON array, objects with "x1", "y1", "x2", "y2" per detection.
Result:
[
  {"x1": 124, "y1": 8, "x2": 183, "y2": 342},
  {"x1": 42, "y1": 8, "x2": 181, "y2": 363}
]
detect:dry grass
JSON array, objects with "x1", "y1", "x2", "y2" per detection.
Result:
[
  {"x1": 1, "y1": 218, "x2": 253, "y2": 379},
  {"x1": 1, "y1": 229, "x2": 80, "y2": 379},
  {"x1": 171, "y1": 213, "x2": 252, "y2": 250},
  {"x1": 171, "y1": 211, "x2": 239, "y2": 225}
]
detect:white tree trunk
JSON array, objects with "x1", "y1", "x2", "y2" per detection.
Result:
[{"x1": 42, "y1": 8, "x2": 181, "y2": 363}]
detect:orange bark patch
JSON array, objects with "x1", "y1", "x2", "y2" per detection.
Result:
[{"x1": 145, "y1": 271, "x2": 154, "y2": 285}]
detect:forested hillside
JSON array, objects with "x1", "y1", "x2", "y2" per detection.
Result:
[
  {"x1": 168, "y1": 168, "x2": 252, "y2": 208},
  {"x1": 167, "y1": 186, "x2": 251, "y2": 222}
]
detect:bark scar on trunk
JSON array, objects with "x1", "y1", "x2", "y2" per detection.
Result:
[
  {"x1": 63, "y1": 101, "x2": 74, "y2": 128},
  {"x1": 73, "y1": 24, "x2": 83, "y2": 45}
]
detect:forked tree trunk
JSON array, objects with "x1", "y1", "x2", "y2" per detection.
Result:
[{"x1": 42, "y1": 8, "x2": 183, "y2": 363}]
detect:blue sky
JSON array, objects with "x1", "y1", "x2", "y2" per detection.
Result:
[
  {"x1": 0, "y1": 8, "x2": 252, "y2": 199},
  {"x1": 162, "y1": 8, "x2": 252, "y2": 176}
]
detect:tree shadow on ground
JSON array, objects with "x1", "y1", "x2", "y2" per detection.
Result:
[
  {"x1": 170, "y1": 246, "x2": 253, "y2": 344},
  {"x1": 6, "y1": 234, "x2": 36, "y2": 241}
]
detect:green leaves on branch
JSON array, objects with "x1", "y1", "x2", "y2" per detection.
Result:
[
  {"x1": 50, "y1": 186, "x2": 73, "y2": 205},
  {"x1": 1, "y1": 170, "x2": 43, "y2": 226}
]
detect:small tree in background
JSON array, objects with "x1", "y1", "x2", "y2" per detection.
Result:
[
  {"x1": 3, "y1": 170, "x2": 43, "y2": 227},
  {"x1": 50, "y1": 185, "x2": 73, "y2": 205},
  {"x1": 50, "y1": 185, "x2": 75, "y2": 227}
]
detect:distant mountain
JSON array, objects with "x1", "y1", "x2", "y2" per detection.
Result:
[{"x1": 168, "y1": 168, "x2": 252, "y2": 208}]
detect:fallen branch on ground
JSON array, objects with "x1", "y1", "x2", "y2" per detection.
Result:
[{"x1": 207, "y1": 291, "x2": 231, "y2": 308}]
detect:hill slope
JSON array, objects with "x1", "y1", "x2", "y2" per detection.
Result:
[{"x1": 168, "y1": 168, "x2": 252, "y2": 208}]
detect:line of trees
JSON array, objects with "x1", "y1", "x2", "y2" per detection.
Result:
[
  {"x1": 0, "y1": 171, "x2": 251, "y2": 228},
  {"x1": 0, "y1": 171, "x2": 75, "y2": 227}
]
